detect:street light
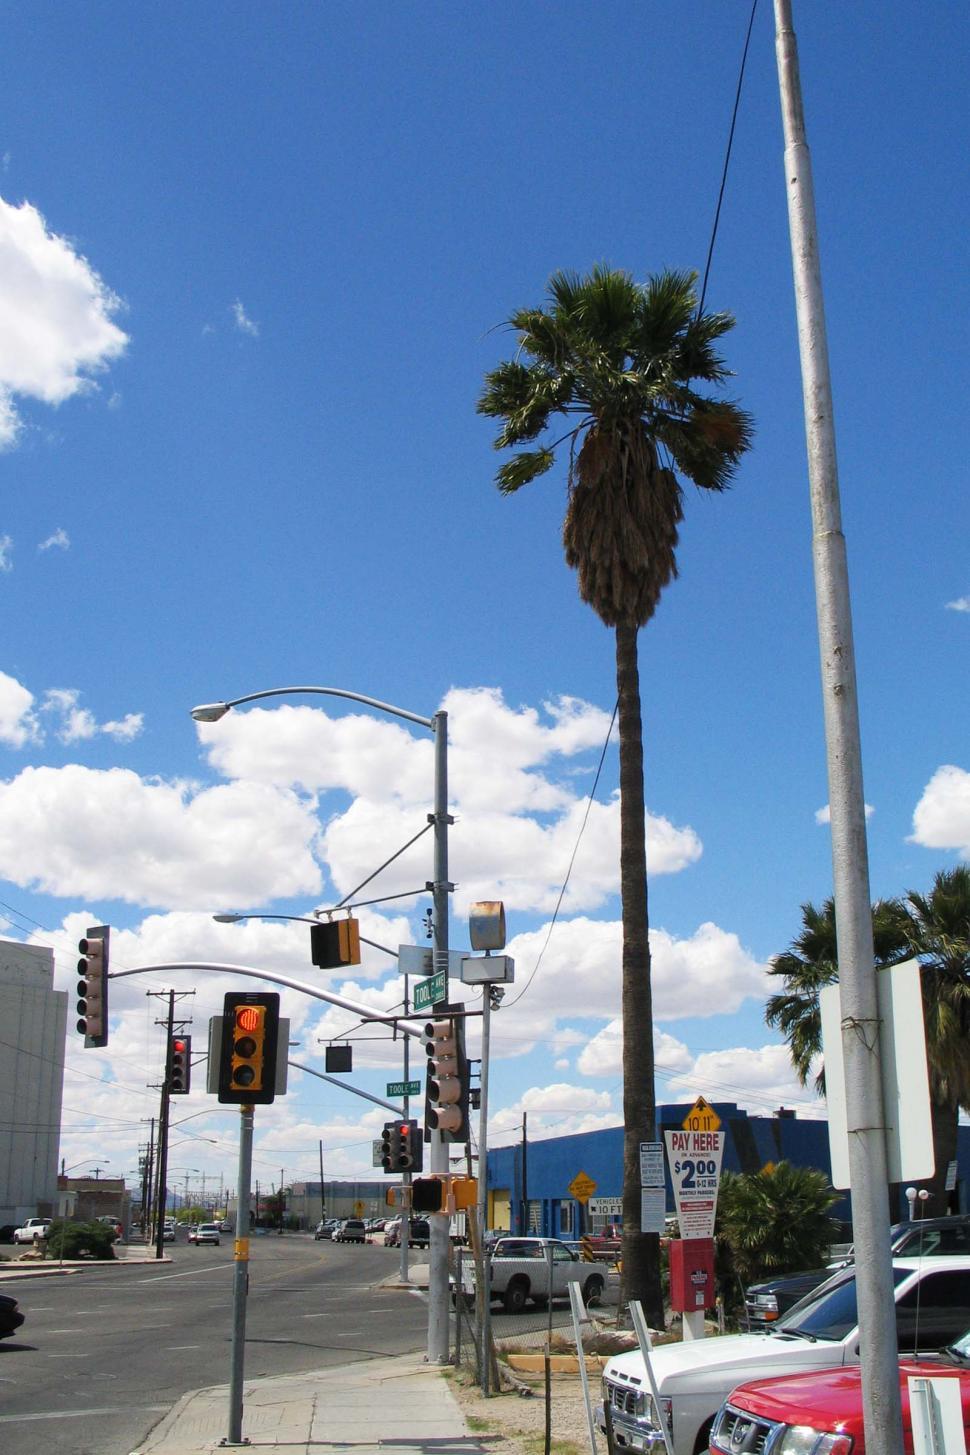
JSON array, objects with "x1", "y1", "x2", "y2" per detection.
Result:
[
  {"x1": 191, "y1": 685, "x2": 453, "y2": 1365},
  {"x1": 61, "y1": 1158, "x2": 109, "y2": 1175}
]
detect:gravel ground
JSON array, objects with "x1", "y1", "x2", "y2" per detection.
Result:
[{"x1": 448, "y1": 1363, "x2": 598, "y2": 1455}]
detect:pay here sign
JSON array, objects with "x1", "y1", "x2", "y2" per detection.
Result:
[{"x1": 664, "y1": 1128, "x2": 725, "y2": 1239}]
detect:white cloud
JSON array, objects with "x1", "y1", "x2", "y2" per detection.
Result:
[
  {"x1": 910, "y1": 765, "x2": 970, "y2": 860},
  {"x1": 0, "y1": 671, "x2": 39, "y2": 746},
  {"x1": 0, "y1": 195, "x2": 127, "y2": 447},
  {"x1": 815, "y1": 802, "x2": 874, "y2": 824},
  {"x1": 0, "y1": 535, "x2": 12, "y2": 572},
  {"x1": 41, "y1": 687, "x2": 144, "y2": 744},
  {"x1": 232, "y1": 300, "x2": 259, "y2": 337},
  {"x1": 946, "y1": 597, "x2": 970, "y2": 614},
  {"x1": 198, "y1": 688, "x2": 701, "y2": 917},
  {"x1": 0, "y1": 765, "x2": 323, "y2": 907},
  {"x1": 38, "y1": 528, "x2": 69, "y2": 551},
  {"x1": 664, "y1": 1042, "x2": 825, "y2": 1119}
]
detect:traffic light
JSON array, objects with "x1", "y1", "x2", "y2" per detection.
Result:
[
  {"x1": 380, "y1": 1119, "x2": 424, "y2": 1174},
  {"x1": 424, "y1": 1014, "x2": 469, "y2": 1143},
  {"x1": 411, "y1": 1175, "x2": 448, "y2": 1214},
  {"x1": 309, "y1": 919, "x2": 361, "y2": 969},
  {"x1": 399, "y1": 1118, "x2": 423, "y2": 1173},
  {"x1": 169, "y1": 1034, "x2": 192, "y2": 1094},
  {"x1": 76, "y1": 926, "x2": 110, "y2": 1047},
  {"x1": 217, "y1": 992, "x2": 281, "y2": 1105}
]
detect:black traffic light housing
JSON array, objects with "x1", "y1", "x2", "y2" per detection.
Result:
[
  {"x1": 169, "y1": 1034, "x2": 192, "y2": 1094},
  {"x1": 310, "y1": 919, "x2": 361, "y2": 969},
  {"x1": 424, "y1": 1010, "x2": 469, "y2": 1144},
  {"x1": 218, "y1": 992, "x2": 280, "y2": 1104},
  {"x1": 77, "y1": 925, "x2": 110, "y2": 1047},
  {"x1": 411, "y1": 1175, "x2": 448, "y2": 1214},
  {"x1": 380, "y1": 1119, "x2": 423, "y2": 1174}
]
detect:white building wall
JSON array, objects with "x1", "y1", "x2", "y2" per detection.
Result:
[{"x1": 0, "y1": 940, "x2": 67, "y2": 1226}]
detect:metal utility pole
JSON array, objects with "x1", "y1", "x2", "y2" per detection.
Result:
[
  {"x1": 521, "y1": 1112, "x2": 529, "y2": 1232},
  {"x1": 152, "y1": 991, "x2": 176, "y2": 1260},
  {"x1": 476, "y1": 985, "x2": 495, "y2": 1392},
  {"x1": 774, "y1": 4, "x2": 903, "y2": 1451},
  {"x1": 318, "y1": 1141, "x2": 325, "y2": 1222},
  {"x1": 400, "y1": 972, "x2": 412, "y2": 1286},
  {"x1": 227, "y1": 1103, "x2": 254, "y2": 1446},
  {"x1": 427, "y1": 707, "x2": 452, "y2": 1364}
]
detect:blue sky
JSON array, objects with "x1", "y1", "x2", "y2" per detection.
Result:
[{"x1": 0, "y1": 3, "x2": 967, "y2": 1199}]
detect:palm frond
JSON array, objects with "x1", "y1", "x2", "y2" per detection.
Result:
[{"x1": 496, "y1": 448, "x2": 555, "y2": 494}]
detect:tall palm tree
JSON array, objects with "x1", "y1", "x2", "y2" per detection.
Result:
[{"x1": 478, "y1": 266, "x2": 752, "y2": 1319}]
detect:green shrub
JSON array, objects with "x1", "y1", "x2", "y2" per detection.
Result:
[{"x1": 45, "y1": 1219, "x2": 117, "y2": 1260}]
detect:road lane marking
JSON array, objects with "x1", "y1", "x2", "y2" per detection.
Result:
[
  {"x1": 136, "y1": 1264, "x2": 233, "y2": 1283},
  {"x1": 164, "y1": 1344, "x2": 201, "y2": 1350},
  {"x1": 0, "y1": 1405, "x2": 169, "y2": 1424}
]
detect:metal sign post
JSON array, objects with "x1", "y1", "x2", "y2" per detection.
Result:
[{"x1": 223, "y1": 1102, "x2": 254, "y2": 1447}]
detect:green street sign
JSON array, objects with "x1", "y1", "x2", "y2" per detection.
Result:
[
  {"x1": 414, "y1": 969, "x2": 447, "y2": 1013},
  {"x1": 387, "y1": 1080, "x2": 421, "y2": 1097}
]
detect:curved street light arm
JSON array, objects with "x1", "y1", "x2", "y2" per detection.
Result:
[
  {"x1": 192, "y1": 686, "x2": 434, "y2": 732},
  {"x1": 108, "y1": 962, "x2": 427, "y2": 1040}
]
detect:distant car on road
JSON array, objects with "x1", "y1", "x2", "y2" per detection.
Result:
[
  {"x1": 190, "y1": 1223, "x2": 221, "y2": 1246},
  {"x1": 333, "y1": 1219, "x2": 367, "y2": 1244},
  {"x1": 96, "y1": 1216, "x2": 124, "y2": 1240}
]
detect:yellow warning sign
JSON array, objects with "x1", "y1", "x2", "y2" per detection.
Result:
[
  {"x1": 568, "y1": 1171, "x2": 598, "y2": 1204},
  {"x1": 682, "y1": 1096, "x2": 721, "y2": 1132}
]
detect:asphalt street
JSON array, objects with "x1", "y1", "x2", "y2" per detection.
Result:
[{"x1": 0, "y1": 1234, "x2": 428, "y2": 1455}]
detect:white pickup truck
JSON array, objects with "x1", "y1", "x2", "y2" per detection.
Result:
[
  {"x1": 598, "y1": 1255, "x2": 970, "y2": 1455},
  {"x1": 13, "y1": 1217, "x2": 52, "y2": 1245},
  {"x1": 458, "y1": 1236, "x2": 606, "y2": 1313}
]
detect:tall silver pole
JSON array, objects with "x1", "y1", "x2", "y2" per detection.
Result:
[
  {"x1": 227, "y1": 1103, "x2": 254, "y2": 1446},
  {"x1": 400, "y1": 971, "x2": 411, "y2": 1285},
  {"x1": 428, "y1": 709, "x2": 452, "y2": 1362},
  {"x1": 774, "y1": 5, "x2": 903, "y2": 1452},
  {"x1": 477, "y1": 988, "x2": 493, "y2": 1393}
]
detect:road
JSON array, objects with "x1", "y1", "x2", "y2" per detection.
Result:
[{"x1": 0, "y1": 1234, "x2": 428, "y2": 1455}]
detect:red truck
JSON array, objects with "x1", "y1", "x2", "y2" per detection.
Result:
[{"x1": 710, "y1": 1348, "x2": 970, "y2": 1454}]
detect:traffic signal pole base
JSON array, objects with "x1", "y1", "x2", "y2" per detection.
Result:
[{"x1": 227, "y1": 1104, "x2": 254, "y2": 1447}]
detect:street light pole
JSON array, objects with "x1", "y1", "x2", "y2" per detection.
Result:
[{"x1": 191, "y1": 686, "x2": 453, "y2": 1364}]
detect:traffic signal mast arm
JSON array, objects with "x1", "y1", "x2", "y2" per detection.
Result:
[{"x1": 107, "y1": 961, "x2": 430, "y2": 1040}]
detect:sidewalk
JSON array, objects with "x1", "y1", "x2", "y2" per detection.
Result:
[{"x1": 131, "y1": 1351, "x2": 496, "y2": 1455}]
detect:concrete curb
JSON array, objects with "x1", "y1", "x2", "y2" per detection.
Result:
[{"x1": 0, "y1": 1254, "x2": 170, "y2": 1281}]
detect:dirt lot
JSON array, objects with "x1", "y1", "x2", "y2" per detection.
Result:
[{"x1": 447, "y1": 1362, "x2": 597, "y2": 1455}]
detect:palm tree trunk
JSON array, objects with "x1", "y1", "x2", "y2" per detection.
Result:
[{"x1": 615, "y1": 619, "x2": 663, "y2": 1326}]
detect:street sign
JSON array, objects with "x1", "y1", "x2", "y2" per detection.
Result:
[
  {"x1": 387, "y1": 1080, "x2": 421, "y2": 1097},
  {"x1": 372, "y1": 1139, "x2": 384, "y2": 1167},
  {"x1": 398, "y1": 945, "x2": 433, "y2": 977},
  {"x1": 588, "y1": 1197, "x2": 622, "y2": 1217},
  {"x1": 664, "y1": 1127, "x2": 725, "y2": 1239},
  {"x1": 682, "y1": 1096, "x2": 721, "y2": 1132},
  {"x1": 414, "y1": 969, "x2": 447, "y2": 1013},
  {"x1": 568, "y1": 1171, "x2": 597, "y2": 1204},
  {"x1": 640, "y1": 1140, "x2": 664, "y2": 1186}
]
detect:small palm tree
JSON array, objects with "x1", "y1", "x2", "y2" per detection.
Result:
[
  {"x1": 478, "y1": 266, "x2": 752, "y2": 1320},
  {"x1": 765, "y1": 897, "x2": 912, "y2": 1093},
  {"x1": 904, "y1": 866, "x2": 970, "y2": 1210},
  {"x1": 717, "y1": 1162, "x2": 839, "y2": 1287}
]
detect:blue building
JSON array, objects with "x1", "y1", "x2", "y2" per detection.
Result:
[{"x1": 483, "y1": 1102, "x2": 969, "y2": 1237}]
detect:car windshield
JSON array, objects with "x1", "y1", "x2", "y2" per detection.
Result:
[
  {"x1": 943, "y1": 1328, "x2": 970, "y2": 1364},
  {"x1": 779, "y1": 1265, "x2": 910, "y2": 1341}
]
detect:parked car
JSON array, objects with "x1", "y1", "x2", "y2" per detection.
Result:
[
  {"x1": 313, "y1": 1221, "x2": 329, "y2": 1240},
  {"x1": 456, "y1": 1235, "x2": 604, "y2": 1314},
  {"x1": 96, "y1": 1215, "x2": 124, "y2": 1240},
  {"x1": 190, "y1": 1223, "x2": 221, "y2": 1246},
  {"x1": 0, "y1": 1292, "x2": 25, "y2": 1340},
  {"x1": 333, "y1": 1219, "x2": 367, "y2": 1244},
  {"x1": 745, "y1": 1214, "x2": 970, "y2": 1329},
  {"x1": 599, "y1": 1256, "x2": 970, "y2": 1455},
  {"x1": 710, "y1": 1330, "x2": 970, "y2": 1454},
  {"x1": 162, "y1": 1220, "x2": 176, "y2": 1242},
  {"x1": 13, "y1": 1217, "x2": 52, "y2": 1245},
  {"x1": 384, "y1": 1218, "x2": 402, "y2": 1247}
]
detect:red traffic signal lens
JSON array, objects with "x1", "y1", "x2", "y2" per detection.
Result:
[{"x1": 236, "y1": 1006, "x2": 262, "y2": 1032}]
